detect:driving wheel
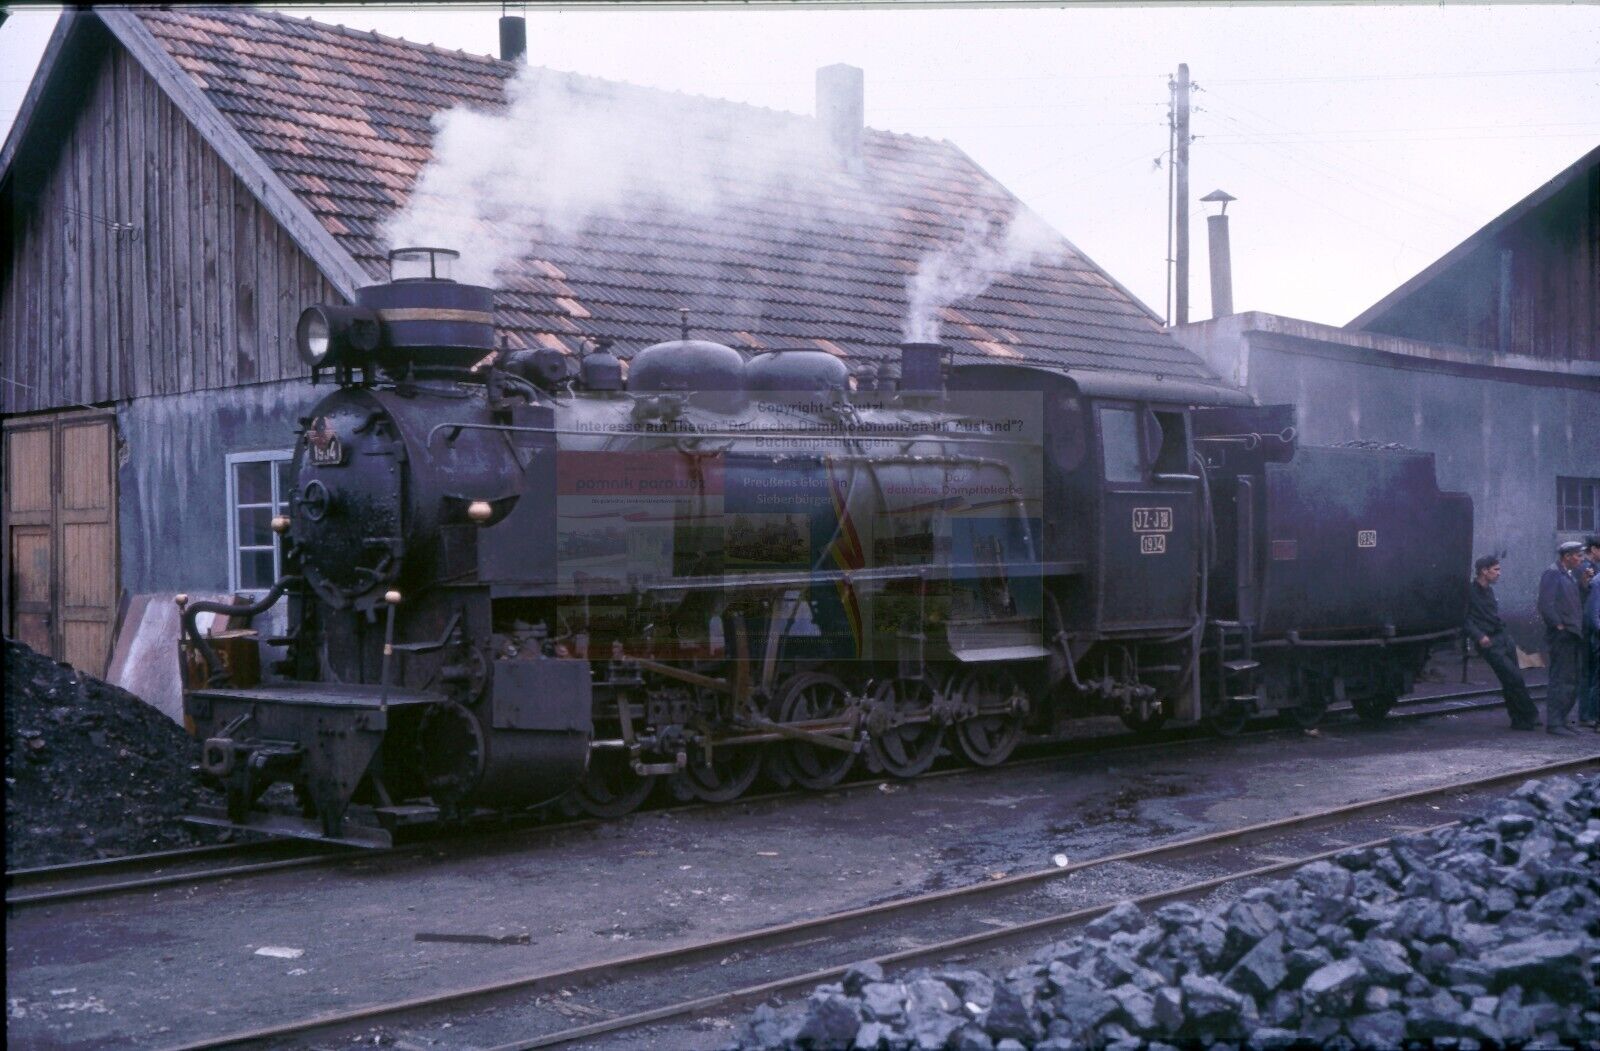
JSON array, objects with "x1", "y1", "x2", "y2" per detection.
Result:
[
  {"x1": 677, "y1": 740, "x2": 763, "y2": 803},
  {"x1": 572, "y1": 749, "x2": 656, "y2": 818},
  {"x1": 868, "y1": 677, "x2": 944, "y2": 779},
  {"x1": 951, "y1": 668, "x2": 1027, "y2": 767},
  {"x1": 776, "y1": 671, "x2": 857, "y2": 790}
]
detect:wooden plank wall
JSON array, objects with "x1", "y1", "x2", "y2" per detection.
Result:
[
  {"x1": 1, "y1": 41, "x2": 342, "y2": 415},
  {"x1": 1356, "y1": 164, "x2": 1599, "y2": 363}
]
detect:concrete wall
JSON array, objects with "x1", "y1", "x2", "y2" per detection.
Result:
[
  {"x1": 117, "y1": 379, "x2": 313, "y2": 593},
  {"x1": 107, "y1": 381, "x2": 310, "y2": 717},
  {"x1": 1175, "y1": 314, "x2": 1600, "y2": 649}
]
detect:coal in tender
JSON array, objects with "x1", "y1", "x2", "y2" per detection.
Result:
[
  {"x1": 734, "y1": 773, "x2": 1600, "y2": 1049},
  {"x1": 5, "y1": 638, "x2": 220, "y2": 867}
]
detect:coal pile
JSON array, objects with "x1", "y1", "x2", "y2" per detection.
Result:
[
  {"x1": 738, "y1": 774, "x2": 1600, "y2": 1049},
  {"x1": 5, "y1": 638, "x2": 219, "y2": 868}
]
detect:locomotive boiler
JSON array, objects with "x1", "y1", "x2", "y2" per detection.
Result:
[{"x1": 180, "y1": 248, "x2": 1472, "y2": 845}]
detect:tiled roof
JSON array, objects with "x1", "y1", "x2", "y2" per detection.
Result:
[{"x1": 133, "y1": 6, "x2": 1213, "y2": 378}]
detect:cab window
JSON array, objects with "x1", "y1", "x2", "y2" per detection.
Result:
[
  {"x1": 1099, "y1": 407, "x2": 1142, "y2": 483},
  {"x1": 1150, "y1": 409, "x2": 1190, "y2": 475}
]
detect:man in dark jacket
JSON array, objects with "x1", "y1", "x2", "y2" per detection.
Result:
[
  {"x1": 1465, "y1": 555, "x2": 1540, "y2": 730},
  {"x1": 1537, "y1": 541, "x2": 1586, "y2": 735},
  {"x1": 1581, "y1": 536, "x2": 1600, "y2": 728}
]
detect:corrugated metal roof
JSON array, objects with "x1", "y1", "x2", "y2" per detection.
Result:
[{"x1": 134, "y1": 6, "x2": 1215, "y2": 378}]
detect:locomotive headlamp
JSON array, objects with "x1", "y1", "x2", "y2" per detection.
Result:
[{"x1": 296, "y1": 304, "x2": 381, "y2": 369}]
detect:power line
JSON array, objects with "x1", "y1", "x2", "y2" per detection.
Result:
[
  {"x1": 1198, "y1": 101, "x2": 1477, "y2": 232},
  {"x1": 1206, "y1": 141, "x2": 1438, "y2": 258},
  {"x1": 1199, "y1": 84, "x2": 1482, "y2": 215},
  {"x1": 1205, "y1": 130, "x2": 1600, "y2": 145},
  {"x1": 1201, "y1": 120, "x2": 1600, "y2": 138},
  {"x1": 1205, "y1": 67, "x2": 1600, "y2": 86}
]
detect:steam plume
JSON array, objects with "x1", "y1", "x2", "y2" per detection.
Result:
[
  {"x1": 902, "y1": 207, "x2": 1064, "y2": 343},
  {"x1": 384, "y1": 67, "x2": 843, "y2": 286}
]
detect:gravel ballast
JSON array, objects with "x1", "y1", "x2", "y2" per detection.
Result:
[
  {"x1": 738, "y1": 774, "x2": 1600, "y2": 1049},
  {"x1": 5, "y1": 637, "x2": 218, "y2": 868}
]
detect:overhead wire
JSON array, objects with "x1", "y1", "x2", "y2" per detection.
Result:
[
  {"x1": 1198, "y1": 84, "x2": 1483, "y2": 215},
  {"x1": 1203, "y1": 140, "x2": 1433, "y2": 257},
  {"x1": 1195, "y1": 102, "x2": 1474, "y2": 236}
]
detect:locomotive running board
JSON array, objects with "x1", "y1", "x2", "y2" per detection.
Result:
[{"x1": 184, "y1": 805, "x2": 394, "y2": 850}]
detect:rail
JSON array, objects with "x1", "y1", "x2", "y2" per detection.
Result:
[{"x1": 156, "y1": 753, "x2": 1598, "y2": 1051}]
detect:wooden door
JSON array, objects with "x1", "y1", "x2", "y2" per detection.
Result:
[
  {"x1": 3, "y1": 412, "x2": 118, "y2": 676},
  {"x1": 4, "y1": 425, "x2": 54, "y2": 654}
]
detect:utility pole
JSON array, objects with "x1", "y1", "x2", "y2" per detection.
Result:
[
  {"x1": 1164, "y1": 77, "x2": 1175, "y2": 327},
  {"x1": 1173, "y1": 62, "x2": 1192, "y2": 327}
]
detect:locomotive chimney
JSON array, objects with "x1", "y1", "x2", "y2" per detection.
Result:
[
  {"x1": 499, "y1": 7, "x2": 527, "y2": 63},
  {"x1": 816, "y1": 63, "x2": 864, "y2": 172},
  {"x1": 898, "y1": 342, "x2": 948, "y2": 397},
  {"x1": 1202, "y1": 189, "x2": 1236, "y2": 318}
]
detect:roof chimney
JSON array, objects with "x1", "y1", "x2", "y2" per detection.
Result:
[
  {"x1": 816, "y1": 63, "x2": 864, "y2": 172},
  {"x1": 1201, "y1": 189, "x2": 1236, "y2": 318},
  {"x1": 499, "y1": 12, "x2": 527, "y2": 63}
]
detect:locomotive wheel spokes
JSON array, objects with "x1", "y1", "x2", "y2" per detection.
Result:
[
  {"x1": 573, "y1": 750, "x2": 656, "y2": 818},
  {"x1": 679, "y1": 741, "x2": 763, "y2": 803},
  {"x1": 951, "y1": 669, "x2": 1026, "y2": 767},
  {"x1": 868, "y1": 678, "x2": 943, "y2": 779},
  {"x1": 777, "y1": 672, "x2": 857, "y2": 790}
]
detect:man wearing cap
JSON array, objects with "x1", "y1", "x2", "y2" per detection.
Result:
[
  {"x1": 1537, "y1": 541, "x2": 1586, "y2": 734},
  {"x1": 1465, "y1": 555, "x2": 1540, "y2": 730}
]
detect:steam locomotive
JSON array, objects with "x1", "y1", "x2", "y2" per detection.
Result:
[{"x1": 181, "y1": 249, "x2": 1473, "y2": 846}]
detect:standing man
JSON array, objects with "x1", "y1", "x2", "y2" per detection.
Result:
[
  {"x1": 1581, "y1": 536, "x2": 1600, "y2": 729},
  {"x1": 1537, "y1": 541, "x2": 1585, "y2": 735},
  {"x1": 1465, "y1": 555, "x2": 1540, "y2": 730}
]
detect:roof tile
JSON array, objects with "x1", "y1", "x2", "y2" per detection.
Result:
[{"x1": 134, "y1": 6, "x2": 1213, "y2": 379}]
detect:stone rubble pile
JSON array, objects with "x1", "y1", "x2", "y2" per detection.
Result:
[
  {"x1": 738, "y1": 774, "x2": 1600, "y2": 1049},
  {"x1": 5, "y1": 638, "x2": 219, "y2": 867}
]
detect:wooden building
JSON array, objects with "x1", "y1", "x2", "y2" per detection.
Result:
[
  {"x1": 2, "y1": 8, "x2": 1220, "y2": 691},
  {"x1": 1349, "y1": 146, "x2": 1599, "y2": 366}
]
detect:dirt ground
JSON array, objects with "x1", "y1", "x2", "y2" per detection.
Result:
[{"x1": 6, "y1": 692, "x2": 1594, "y2": 1049}]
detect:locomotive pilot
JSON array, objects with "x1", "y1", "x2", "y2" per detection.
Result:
[{"x1": 1465, "y1": 555, "x2": 1540, "y2": 731}]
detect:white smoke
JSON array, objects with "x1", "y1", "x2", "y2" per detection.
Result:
[
  {"x1": 902, "y1": 206, "x2": 1065, "y2": 343},
  {"x1": 384, "y1": 67, "x2": 845, "y2": 287}
]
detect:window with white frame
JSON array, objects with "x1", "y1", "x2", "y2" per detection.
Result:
[
  {"x1": 1557, "y1": 476, "x2": 1599, "y2": 534},
  {"x1": 227, "y1": 451, "x2": 294, "y2": 592}
]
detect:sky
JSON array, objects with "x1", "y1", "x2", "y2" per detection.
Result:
[{"x1": 2, "y1": 2, "x2": 1597, "y2": 328}]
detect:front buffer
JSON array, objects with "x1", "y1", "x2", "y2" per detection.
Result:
[{"x1": 186, "y1": 660, "x2": 592, "y2": 847}]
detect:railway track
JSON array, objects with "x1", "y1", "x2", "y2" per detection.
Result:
[
  {"x1": 159, "y1": 752, "x2": 1598, "y2": 1051},
  {"x1": 2, "y1": 681, "x2": 1537, "y2": 910}
]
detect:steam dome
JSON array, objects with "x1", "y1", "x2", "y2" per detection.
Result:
[{"x1": 627, "y1": 339, "x2": 746, "y2": 413}]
